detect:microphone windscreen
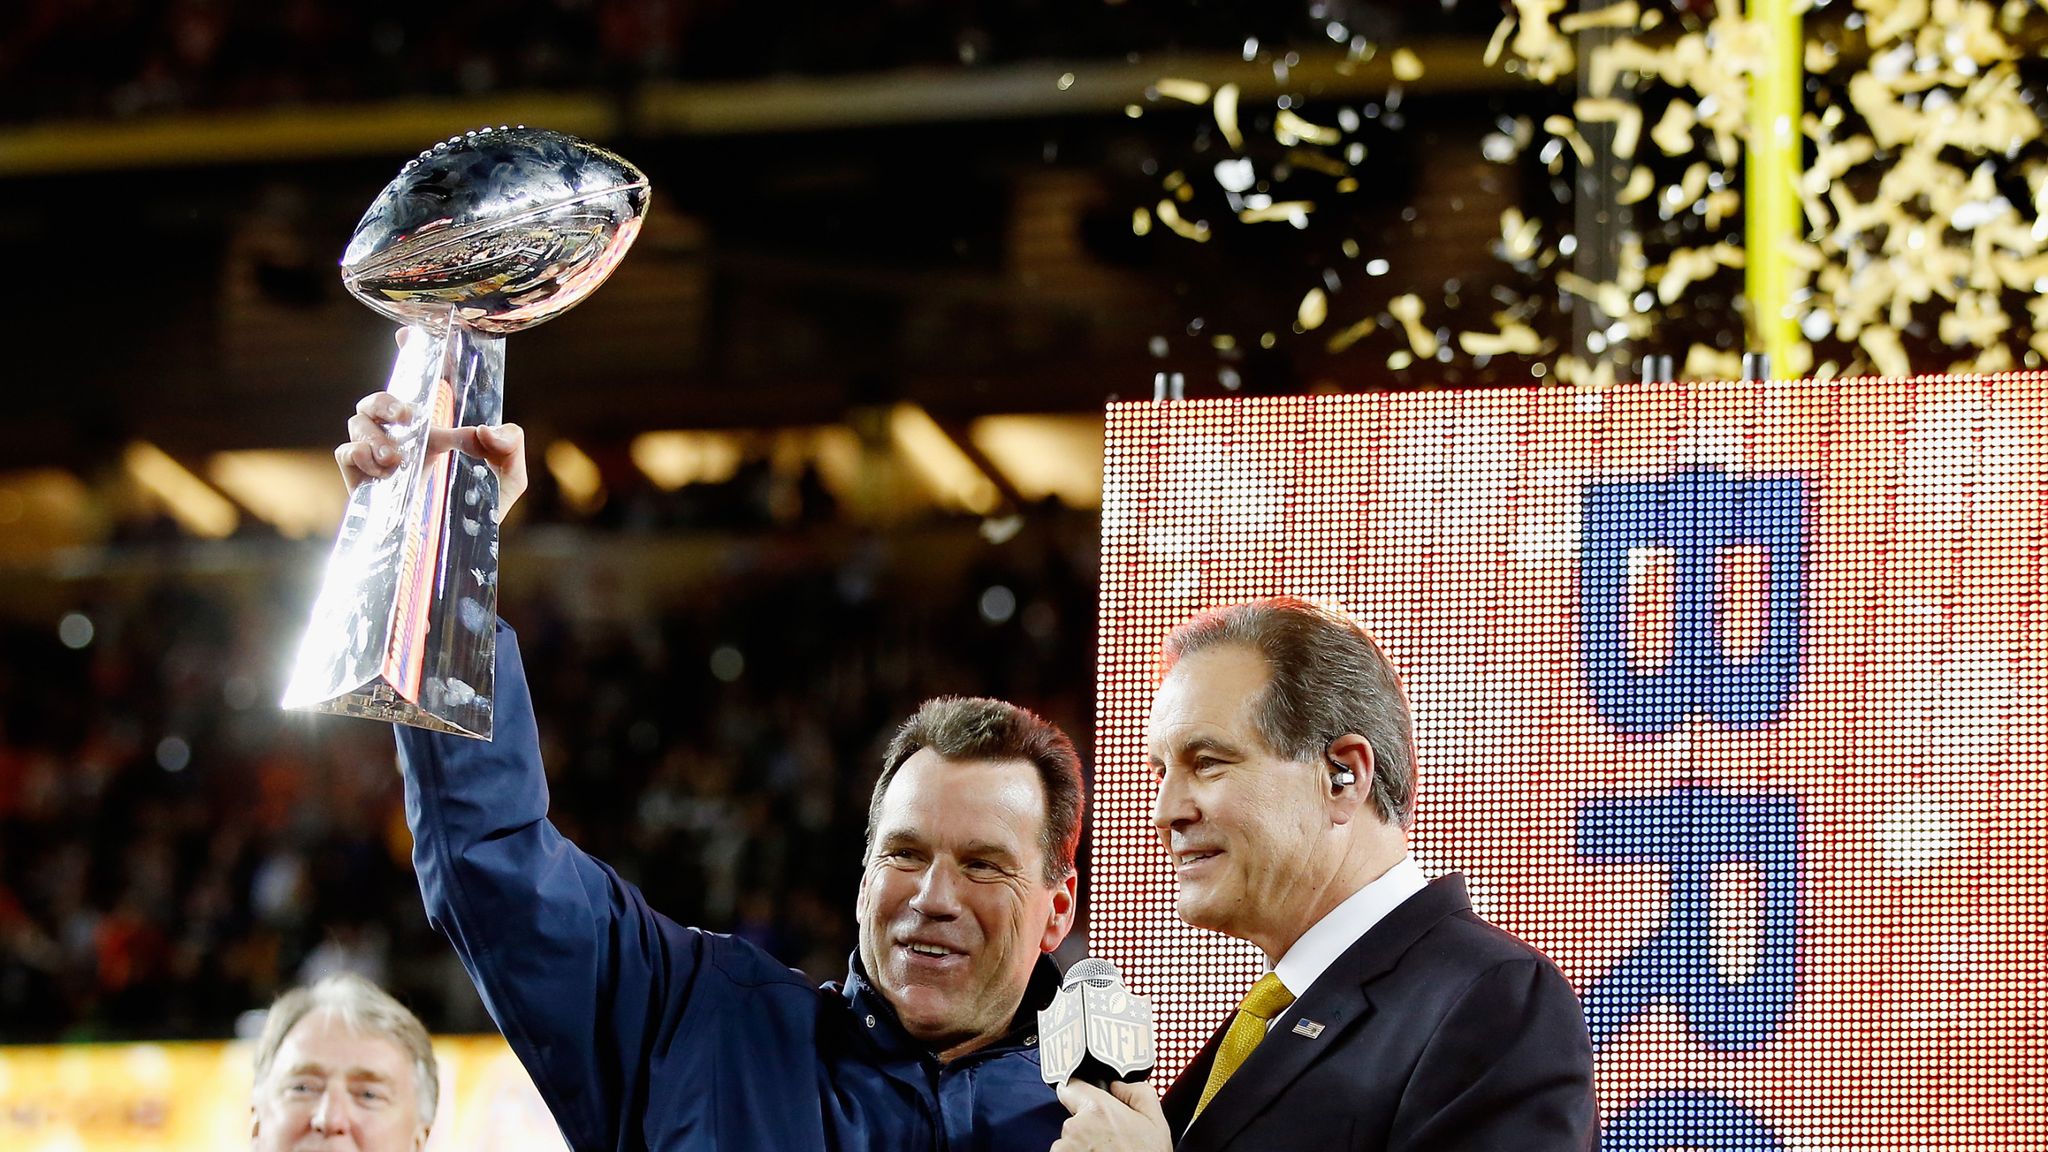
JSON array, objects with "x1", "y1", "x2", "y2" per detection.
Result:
[
  {"x1": 1062, "y1": 956, "x2": 1120, "y2": 988},
  {"x1": 1038, "y1": 957, "x2": 1156, "y2": 1087}
]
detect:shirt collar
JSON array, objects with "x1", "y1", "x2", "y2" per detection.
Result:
[
  {"x1": 841, "y1": 951, "x2": 1063, "y2": 1062},
  {"x1": 1271, "y1": 854, "x2": 1428, "y2": 999}
]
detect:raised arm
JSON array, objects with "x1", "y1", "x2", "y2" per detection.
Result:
[{"x1": 342, "y1": 386, "x2": 815, "y2": 1150}]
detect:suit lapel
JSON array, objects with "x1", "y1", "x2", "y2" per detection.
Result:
[{"x1": 1171, "y1": 876, "x2": 1474, "y2": 1151}]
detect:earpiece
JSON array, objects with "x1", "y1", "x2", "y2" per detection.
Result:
[{"x1": 1326, "y1": 757, "x2": 1357, "y2": 791}]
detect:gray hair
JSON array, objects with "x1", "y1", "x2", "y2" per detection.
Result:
[
  {"x1": 253, "y1": 973, "x2": 440, "y2": 1130},
  {"x1": 1163, "y1": 597, "x2": 1416, "y2": 826},
  {"x1": 870, "y1": 697, "x2": 1085, "y2": 885}
]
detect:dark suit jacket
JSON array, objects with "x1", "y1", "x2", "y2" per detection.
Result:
[{"x1": 1161, "y1": 875, "x2": 1598, "y2": 1152}]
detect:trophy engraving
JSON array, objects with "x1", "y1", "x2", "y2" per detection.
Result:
[{"x1": 283, "y1": 126, "x2": 650, "y2": 738}]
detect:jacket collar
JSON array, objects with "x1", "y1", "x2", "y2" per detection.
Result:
[
  {"x1": 1163, "y1": 875, "x2": 1473, "y2": 1151},
  {"x1": 840, "y1": 951, "x2": 1064, "y2": 1066}
]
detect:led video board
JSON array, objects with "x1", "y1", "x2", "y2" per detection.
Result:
[{"x1": 1091, "y1": 376, "x2": 2048, "y2": 1147}]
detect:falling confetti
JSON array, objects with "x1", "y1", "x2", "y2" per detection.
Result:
[
  {"x1": 1124, "y1": 0, "x2": 2048, "y2": 391},
  {"x1": 1488, "y1": 0, "x2": 2048, "y2": 380}
]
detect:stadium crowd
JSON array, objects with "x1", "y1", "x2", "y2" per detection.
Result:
[
  {"x1": 2, "y1": 0, "x2": 1483, "y2": 124},
  {"x1": 0, "y1": 501, "x2": 1098, "y2": 1042}
]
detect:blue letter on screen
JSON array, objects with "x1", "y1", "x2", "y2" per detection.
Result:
[
  {"x1": 1577, "y1": 786, "x2": 1800, "y2": 1052},
  {"x1": 1604, "y1": 1091, "x2": 1785, "y2": 1151},
  {"x1": 1581, "y1": 467, "x2": 1808, "y2": 736}
]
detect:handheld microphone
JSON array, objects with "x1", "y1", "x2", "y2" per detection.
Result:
[{"x1": 1037, "y1": 957, "x2": 1156, "y2": 1089}]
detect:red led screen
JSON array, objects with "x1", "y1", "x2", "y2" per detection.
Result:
[{"x1": 1091, "y1": 377, "x2": 2048, "y2": 1146}]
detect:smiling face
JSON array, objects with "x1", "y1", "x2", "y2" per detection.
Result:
[
  {"x1": 855, "y1": 748, "x2": 1076, "y2": 1061},
  {"x1": 1148, "y1": 644, "x2": 1357, "y2": 961},
  {"x1": 251, "y1": 1008, "x2": 426, "y2": 1152}
]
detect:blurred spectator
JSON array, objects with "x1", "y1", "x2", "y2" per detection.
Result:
[{"x1": 249, "y1": 972, "x2": 439, "y2": 1152}]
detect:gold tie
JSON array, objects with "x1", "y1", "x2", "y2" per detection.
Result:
[{"x1": 1192, "y1": 973, "x2": 1295, "y2": 1120}]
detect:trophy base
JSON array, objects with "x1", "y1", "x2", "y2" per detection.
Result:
[{"x1": 295, "y1": 679, "x2": 491, "y2": 739}]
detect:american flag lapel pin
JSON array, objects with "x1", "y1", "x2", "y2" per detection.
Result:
[{"x1": 1291, "y1": 1018, "x2": 1325, "y2": 1039}]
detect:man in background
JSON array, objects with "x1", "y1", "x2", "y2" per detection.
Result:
[
  {"x1": 1055, "y1": 598, "x2": 1597, "y2": 1151},
  {"x1": 250, "y1": 972, "x2": 438, "y2": 1152}
]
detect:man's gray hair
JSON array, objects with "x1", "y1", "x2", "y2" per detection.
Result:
[
  {"x1": 253, "y1": 973, "x2": 440, "y2": 1129},
  {"x1": 870, "y1": 696, "x2": 1085, "y2": 886},
  {"x1": 1163, "y1": 597, "x2": 1417, "y2": 827}
]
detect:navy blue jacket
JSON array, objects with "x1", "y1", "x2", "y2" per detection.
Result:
[{"x1": 397, "y1": 625, "x2": 1067, "y2": 1151}]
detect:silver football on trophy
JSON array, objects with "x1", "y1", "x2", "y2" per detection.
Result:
[
  {"x1": 285, "y1": 127, "x2": 650, "y2": 738},
  {"x1": 341, "y1": 125, "x2": 651, "y2": 334}
]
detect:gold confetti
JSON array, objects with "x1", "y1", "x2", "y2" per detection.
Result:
[
  {"x1": 1669, "y1": 162, "x2": 1713, "y2": 213},
  {"x1": 1865, "y1": 0, "x2": 1925, "y2": 48},
  {"x1": 1650, "y1": 100, "x2": 1698, "y2": 156},
  {"x1": 1956, "y1": 342, "x2": 2013, "y2": 373},
  {"x1": 1560, "y1": 1, "x2": 1639, "y2": 34},
  {"x1": 1500, "y1": 208, "x2": 1543, "y2": 261},
  {"x1": 1214, "y1": 83, "x2": 1244, "y2": 151},
  {"x1": 1859, "y1": 325, "x2": 1912, "y2": 377},
  {"x1": 1287, "y1": 148, "x2": 1350, "y2": 178},
  {"x1": 1275, "y1": 109, "x2": 1341, "y2": 147},
  {"x1": 1459, "y1": 323, "x2": 1547, "y2": 357},
  {"x1": 1553, "y1": 355, "x2": 1618, "y2": 389},
  {"x1": 1388, "y1": 350, "x2": 1414, "y2": 370},
  {"x1": 1509, "y1": 0, "x2": 1574, "y2": 84},
  {"x1": 1542, "y1": 115, "x2": 1595, "y2": 168},
  {"x1": 1239, "y1": 201, "x2": 1315, "y2": 226},
  {"x1": 1132, "y1": 206, "x2": 1152, "y2": 236},
  {"x1": 1555, "y1": 271, "x2": 1635, "y2": 323},
  {"x1": 1325, "y1": 316, "x2": 1377, "y2": 354},
  {"x1": 1655, "y1": 243, "x2": 1745, "y2": 305},
  {"x1": 1939, "y1": 290, "x2": 2007, "y2": 347},
  {"x1": 1702, "y1": 189, "x2": 1742, "y2": 230},
  {"x1": 1155, "y1": 200, "x2": 1209, "y2": 242},
  {"x1": 1682, "y1": 346, "x2": 1741, "y2": 382},
  {"x1": 1298, "y1": 287, "x2": 1329, "y2": 331},
  {"x1": 1617, "y1": 166, "x2": 1654, "y2": 205},
  {"x1": 1154, "y1": 78, "x2": 1213, "y2": 105},
  {"x1": 1574, "y1": 98, "x2": 1643, "y2": 160},
  {"x1": 1803, "y1": 135, "x2": 1877, "y2": 193},
  {"x1": 1484, "y1": 16, "x2": 1515, "y2": 68},
  {"x1": 1389, "y1": 294, "x2": 1439, "y2": 358},
  {"x1": 1170, "y1": 0, "x2": 2048, "y2": 382}
]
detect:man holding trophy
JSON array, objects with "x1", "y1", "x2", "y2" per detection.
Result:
[
  {"x1": 338, "y1": 387, "x2": 1085, "y2": 1151},
  {"x1": 302, "y1": 128, "x2": 1082, "y2": 1150}
]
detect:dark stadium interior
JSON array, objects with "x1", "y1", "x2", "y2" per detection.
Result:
[
  {"x1": 0, "y1": 0, "x2": 1766, "y2": 1045},
  {"x1": 0, "y1": 0, "x2": 1545, "y2": 1042}
]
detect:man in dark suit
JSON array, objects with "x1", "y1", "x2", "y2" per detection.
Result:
[{"x1": 1053, "y1": 598, "x2": 1597, "y2": 1151}]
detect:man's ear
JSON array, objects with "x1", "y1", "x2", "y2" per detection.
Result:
[
  {"x1": 1325, "y1": 734, "x2": 1375, "y2": 825},
  {"x1": 1040, "y1": 870, "x2": 1079, "y2": 952},
  {"x1": 854, "y1": 866, "x2": 872, "y2": 923}
]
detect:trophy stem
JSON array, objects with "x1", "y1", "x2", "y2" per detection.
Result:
[{"x1": 281, "y1": 320, "x2": 507, "y2": 738}]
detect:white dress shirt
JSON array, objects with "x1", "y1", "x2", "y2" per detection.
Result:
[{"x1": 1269, "y1": 854, "x2": 1429, "y2": 1007}]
